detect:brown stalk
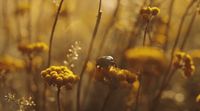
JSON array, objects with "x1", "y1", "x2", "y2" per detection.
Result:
[
  {"x1": 163, "y1": 0, "x2": 175, "y2": 51},
  {"x1": 150, "y1": 1, "x2": 196, "y2": 111},
  {"x1": 97, "y1": 0, "x2": 120, "y2": 56},
  {"x1": 76, "y1": 0, "x2": 102, "y2": 111},
  {"x1": 43, "y1": 0, "x2": 65, "y2": 111}
]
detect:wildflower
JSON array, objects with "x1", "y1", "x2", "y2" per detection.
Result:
[
  {"x1": 140, "y1": 6, "x2": 160, "y2": 21},
  {"x1": 18, "y1": 42, "x2": 48, "y2": 55},
  {"x1": 5, "y1": 93, "x2": 36, "y2": 111},
  {"x1": 41, "y1": 66, "x2": 79, "y2": 89},
  {"x1": 173, "y1": 51, "x2": 195, "y2": 78},
  {"x1": 125, "y1": 47, "x2": 167, "y2": 76},
  {"x1": 63, "y1": 41, "x2": 81, "y2": 69},
  {"x1": 0, "y1": 55, "x2": 24, "y2": 75},
  {"x1": 151, "y1": 7, "x2": 160, "y2": 16},
  {"x1": 95, "y1": 66, "x2": 137, "y2": 89}
]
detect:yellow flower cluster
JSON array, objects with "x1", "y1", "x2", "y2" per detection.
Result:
[
  {"x1": 125, "y1": 47, "x2": 167, "y2": 76},
  {"x1": 18, "y1": 42, "x2": 48, "y2": 55},
  {"x1": 95, "y1": 66, "x2": 137, "y2": 89},
  {"x1": 0, "y1": 55, "x2": 24, "y2": 73},
  {"x1": 173, "y1": 52, "x2": 195, "y2": 78},
  {"x1": 41, "y1": 66, "x2": 79, "y2": 88},
  {"x1": 140, "y1": 6, "x2": 160, "y2": 21}
]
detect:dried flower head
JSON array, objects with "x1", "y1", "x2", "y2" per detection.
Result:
[
  {"x1": 151, "y1": 7, "x2": 160, "y2": 16},
  {"x1": 125, "y1": 47, "x2": 167, "y2": 76},
  {"x1": 140, "y1": 6, "x2": 160, "y2": 21},
  {"x1": 18, "y1": 42, "x2": 48, "y2": 55},
  {"x1": 0, "y1": 55, "x2": 24, "y2": 79},
  {"x1": 41, "y1": 66, "x2": 79, "y2": 89},
  {"x1": 173, "y1": 51, "x2": 195, "y2": 78},
  {"x1": 5, "y1": 93, "x2": 36, "y2": 111},
  {"x1": 63, "y1": 41, "x2": 81, "y2": 69},
  {"x1": 95, "y1": 66, "x2": 137, "y2": 89}
]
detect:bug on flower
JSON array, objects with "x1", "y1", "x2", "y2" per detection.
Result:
[{"x1": 96, "y1": 56, "x2": 117, "y2": 69}]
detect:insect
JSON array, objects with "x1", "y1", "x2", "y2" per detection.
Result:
[{"x1": 96, "y1": 56, "x2": 117, "y2": 69}]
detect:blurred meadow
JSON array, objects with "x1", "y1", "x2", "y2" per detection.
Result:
[{"x1": 0, "y1": 0, "x2": 200, "y2": 111}]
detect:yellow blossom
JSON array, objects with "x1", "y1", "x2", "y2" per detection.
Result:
[
  {"x1": 95, "y1": 66, "x2": 137, "y2": 89},
  {"x1": 173, "y1": 51, "x2": 195, "y2": 78},
  {"x1": 18, "y1": 42, "x2": 48, "y2": 55},
  {"x1": 125, "y1": 47, "x2": 167, "y2": 76},
  {"x1": 41, "y1": 66, "x2": 79, "y2": 88}
]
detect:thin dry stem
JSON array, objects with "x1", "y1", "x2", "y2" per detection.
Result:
[
  {"x1": 163, "y1": 0, "x2": 175, "y2": 51},
  {"x1": 97, "y1": 0, "x2": 120, "y2": 56},
  {"x1": 150, "y1": 1, "x2": 196, "y2": 111},
  {"x1": 76, "y1": 1, "x2": 102, "y2": 111},
  {"x1": 101, "y1": 89, "x2": 113, "y2": 111},
  {"x1": 134, "y1": 75, "x2": 142, "y2": 111},
  {"x1": 180, "y1": 1, "x2": 200, "y2": 50},
  {"x1": 44, "y1": 0, "x2": 65, "y2": 111},
  {"x1": 57, "y1": 87, "x2": 61, "y2": 111},
  {"x1": 27, "y1": 0, "x2": 32, "y2": 42}
]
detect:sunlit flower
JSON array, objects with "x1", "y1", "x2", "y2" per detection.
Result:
[
  {"x1": 0, "y1": 55, "x2": 25, "y2": 74},
  {"x1": 18, "y1": 42, "x2": 48, "y2": 55},
  {"x1": 125, "y1": 47, "x2": 167, "y2": 76},
  {"x1": 63, "y1": 41, "x2": 81, "y2": 69},
  {"x1": 173, "y1": 51, "x2": 195, "y2": 78},
  {"x1": 41, "y1": 66, "x2": 79, "y2": 89},
  {"x1": 140, "y1": 6, "x2": 160, "y2": 21},
  {"x1": 95, "y1": 66, "x2": 137, "y2": 89}
]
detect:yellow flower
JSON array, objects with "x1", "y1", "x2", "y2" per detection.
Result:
[
  {"x1": 0, "y1": 55, "x2": 25, "y2": 73},
  {"x1": 18, "y1": 42, "x2": 48, "y2": 55},
  {"x1": 41, "y1": 66, "x2": 79, "y2": 88},
  {"x1": 173, "y1": 51, "x2": 195, "y2": 78},
  {"x1": 151, "y1": 7, "x2": 160, "y2": 16},
  {"x1": 140, "y1": 6, "x2": 160, "y2": 20},
  {"x1": 95, "y1": 66, "x2": 137, "y2": 89},
  {"x1": 125, "y1": 47, "x2": 167, "y2": 76}
]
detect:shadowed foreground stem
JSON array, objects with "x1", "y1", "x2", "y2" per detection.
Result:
[
  {"x1": 57, "y1": 87, "x2": 61, "y2": 111},
  {"x1": 101, "y1": 89, "x2": 113, "y2": 111},
  {"x1": 150, "y1": 1, "x2": 196, "y2": 111}
]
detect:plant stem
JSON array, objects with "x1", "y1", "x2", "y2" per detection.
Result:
[
  {"x1": 35, "y1": 0, "x2": 45, "y2": 41},
  {"x1": 97, "y1": 0, "x2": 120, "y2": 56},
  {"x1": 180, "y1": 0, "x2": 200, "y2": 50},
  {"x1": 101, "y1": 89, "x2": 113, "y2": 111},
  {"x1": 27, "y1": 0, "x2": 32, "y2": 42},
  {"x1": 13, "y1": 0, "x2": 22, "y2": 43},
  {"x1": 76, "y1": 1, "x2": 102, "y2": 111},
  {"x1": 143, "y1": 20, "x2": 150, "y2": 46},
  {"x1": 149, "y1": 1, "x2": 196, "y2": 111},
  {"x1": 134, "y1": 75, "x2": 142, "y2": 111},
  {"x1": 163, "y1": 0, "x2": 175, "y2": 51},
  {"x1": 44, "y1": 0, "x2": 64, "y2": 110},
  {"x1": 57, "y1": 87, "x2": 61, "y2": 111},
  {"x1": 1, "y1": 0, "x2": 10, "y2": 55},
  {"x1": 47, "y1": 0, "x2": 64, "y2": 67}
]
